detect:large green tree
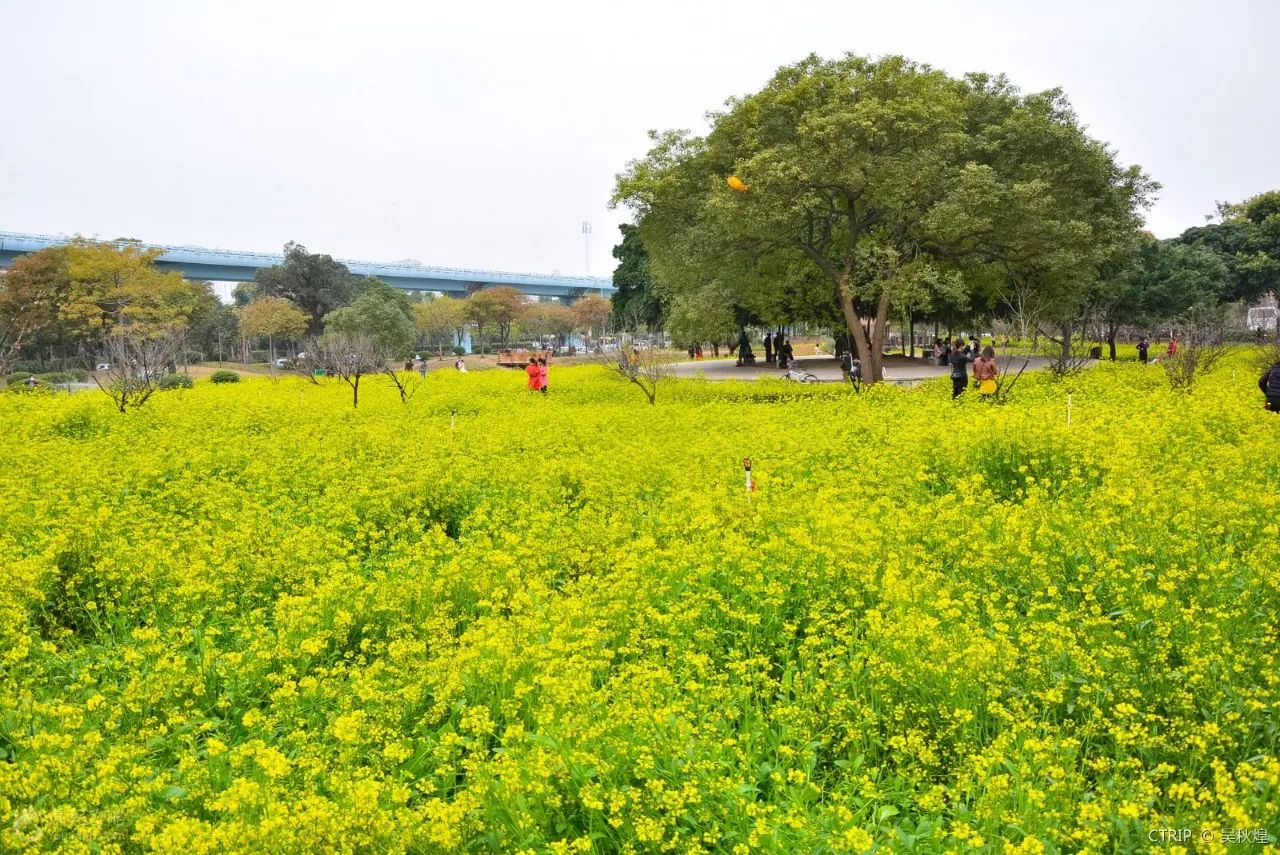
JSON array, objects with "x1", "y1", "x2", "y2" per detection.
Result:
[
  {"x1": 322, "y1": 278, "x2": 416, "y2": 357},
  {"x1": 1095, "y1": 233, "x2": 1228, "y2": 358},
  {"x1": 614, "y1": 54, "x2": 1154, "y2": 381},
  {"x1": 1177, "y1": 190, "x2": 1280, "y2": 304},
  {"x1": 610, "y1": 224, "x2": 665, "y2": 331},
  {"x1": 666, "y1": 287, "x2": 738, "y2": 351},
  {"x1": 256, "y1": 242, "x2": 365, "y2": 336}
]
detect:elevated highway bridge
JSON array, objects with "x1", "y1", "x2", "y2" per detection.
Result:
[{"x1": 0, "y1": 231, "x2": 615, "y2": 300}]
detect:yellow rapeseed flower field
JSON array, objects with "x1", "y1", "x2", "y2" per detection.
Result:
[{"x1": 0, "y1": 358, "x2": 1277, "y2": 853}]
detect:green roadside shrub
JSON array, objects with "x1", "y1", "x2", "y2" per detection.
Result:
[
  {"x1": 158, "y1": 373, "x2": 194, "y2": 391},
  {"x1": 37, "y1": 371, "x2": 88, "y2": 385},
  {"x1": 210, "y1": 370, "x2": 241, "y2": 384}
]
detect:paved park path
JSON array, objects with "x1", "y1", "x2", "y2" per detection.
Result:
[{"x1": 671, "y1": 353, "x2": 1060, "y2": 383}]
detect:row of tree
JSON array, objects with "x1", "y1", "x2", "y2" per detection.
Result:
[
  {"x1": 231, "y1": 242, "x2": 612, "y2": 361},
  {"x1": 0, "y1": 240, "x2": 224, "y2": 375},
  {"x1": 0, "y1": 239, "x2": 615, "y2": 377},
  {"x1": 607, "y1": 52, "x2": 1280, "y2": 382}
]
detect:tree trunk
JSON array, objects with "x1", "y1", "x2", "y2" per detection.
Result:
[{"x1": 836, "y1": 276, "x2": 886, "y2": 382}]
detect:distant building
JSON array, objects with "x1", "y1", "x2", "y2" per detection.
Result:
[{"x1": 1247, "y1": 295, "x2": 1278, "y2": 332}]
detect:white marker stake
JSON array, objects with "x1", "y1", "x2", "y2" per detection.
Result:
[
  {"x1": 1067, "y1": 392, "x2": 1073, "y2": 427},
  {"x1": 743, "y1": 457, "x2": 754, "y2": 497}
]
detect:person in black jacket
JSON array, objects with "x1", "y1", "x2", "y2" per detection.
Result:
[
  {"x1": 949, "y1": 342, "x2": 972, "y2": 399},
  {"x1": 1260, "y1": 361, "x2": 1280, "y2": 412}
]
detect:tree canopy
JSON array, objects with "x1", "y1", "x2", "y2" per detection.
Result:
[
  {"x1": 1177, "y1": 190, "x2": 1280, "y2": 304},
  {"x1": 465, "y1": 287, "x2": 528, "y2": 350},
  {"x1": 614, "y1": 53, "x2": 1155, "y2": 381},
  {"x1": 610, "y1": 224, "x2": 665, "y2": 331},
  {"x1": 322, "y1": 278, "x2": 416, "y2": 357},
  {"x1": 571, "y1": 294, "x2": 613, "y2": 339},
  {"x1": 256, "y1": 242, "x2": 365, "y2": 336},
  {"x1": 412, "y1": 296, "x2": 467, "y2": 356}
]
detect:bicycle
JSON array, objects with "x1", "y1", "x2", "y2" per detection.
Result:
[{"x1": 782, "y1": 365, "x2": 819, "y2": 383}]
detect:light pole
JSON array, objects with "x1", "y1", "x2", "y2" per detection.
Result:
[{"x1": 582, "y1": 221, "x2": 592, "y2": 276}]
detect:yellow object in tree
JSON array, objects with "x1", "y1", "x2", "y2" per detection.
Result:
[{"x1": 726, "y1": 176, "x2": 749, "y2": 192}]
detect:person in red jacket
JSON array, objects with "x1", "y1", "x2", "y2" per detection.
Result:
[
  {"x1": 525, "y1": 357, "x2": 540, "y2": 391},
  {"x1": 537, "y1": 357, "x2": 548, "y2": 394}
]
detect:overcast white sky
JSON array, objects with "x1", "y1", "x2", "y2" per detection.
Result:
[{"x1": 1, "y1": 0, "x2": 1276, "y2": 284}]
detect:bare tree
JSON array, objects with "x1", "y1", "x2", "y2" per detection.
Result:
[
  {"x1": 383, "y1": 365, "x2": 425, "y2": 405},
  {"x1": 1036, "y1": 322, "x2": 1095, "y2": 380},
  {"x1": 91, "y1": 329, "x2": 183, "y2": 413},
  {"x1": 1253, "y1": 339, "x2": 1280, "y2": 374},
  {"x1": 987, "y1": 280, "x2": 1039, "y2": 402},
  {"x1": 598, "y1": 338, "x2": 672, "y2": 405},
  {"x1": 312, "y1": 333, "x2": 384, "y2": 408},
  {"x1": 1163, "y1": 307, "x2": 1228, "y2": 391}
]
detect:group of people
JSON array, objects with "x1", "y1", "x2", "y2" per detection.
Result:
[
  {"x1": 1136, "y1": 336, "x2": 1179, "y2": 363},
  {"x1": 943, "y1": 340, "x2": 999, "y2": 399},
  {"x1": 762, "y1": 332, "x2": 795, "y2": 368},
  {"x1": 931, "y1": 336, "x2": 992, "y2": 363},
  {"x1": 406, "y1": 356, "x2": 467, "y2": 377},
  {"x1": 525, "y1": 356, "x2": 549, "y2": 394}
]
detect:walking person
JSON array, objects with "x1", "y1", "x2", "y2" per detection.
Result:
[
  {"x1": 949, "y1": 342, "x2": 972, "y2": 399},
  {"x1": 1260, "y1": 359, "x2": 1280, "y2": 412},
  {"x1": 537, "y1": 357, "x2": 549, "y2": 395},
  {"x1": 418, "y1": 358, "x2": 428, "y2": 379},
  {"x1": 973, "y1": 345, "x2": 998, "y2": 398},
  {"x1": 1137, "y1": 336, "x2": 1150, "y2": 363},
  {"x1": 840, "y1": 350, "x2": 854, "y2": 384},
  {"x1": 764, "y1": 332, "x2": 773, "y2": 365},
  {"x1": 525, "y1": 357, "x2": 540, "y2": 392},
  {"x1": 779, "y1": 337, "x2": 794, "y2": 370},
  {"x1": 1166, "y1": 337, "x2": 1179, "y2": 359}
]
